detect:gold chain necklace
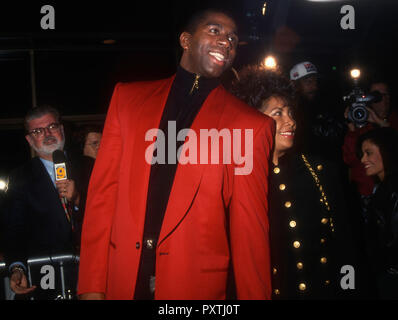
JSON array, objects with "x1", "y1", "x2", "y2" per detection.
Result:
[
  {"x1": 301, "y1": 154, "x2": 334, "y2": 231},
  {"x1": 301, "y1": 154, "x2": 331, "y2": 213}
]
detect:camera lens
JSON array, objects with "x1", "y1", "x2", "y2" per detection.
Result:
[
  {"x1": 348, "y1": 103, "x2": 368, "y2": 127},
  {"x1": 353, "y1": 108, "x2": 366, "y2": 120}
]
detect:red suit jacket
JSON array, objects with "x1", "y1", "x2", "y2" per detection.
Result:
[{"x1": 77, "y1": 76, "x2": 275, "y2": 299}]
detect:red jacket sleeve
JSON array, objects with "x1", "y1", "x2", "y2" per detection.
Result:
[{"x1": 229, "y1": 116, "x2": 275, "y2": 300}]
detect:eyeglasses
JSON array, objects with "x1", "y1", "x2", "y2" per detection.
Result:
[
  {"x1": 28, "y1": 123, "x2": 61, "y2": 137},
  {"x1": 86, "y1": 141, "x2": 100, "y2": 148}
]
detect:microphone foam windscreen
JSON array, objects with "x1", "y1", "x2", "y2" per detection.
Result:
[{"x1": 52, "y1": 149, "x2": 66, "y2": 164}]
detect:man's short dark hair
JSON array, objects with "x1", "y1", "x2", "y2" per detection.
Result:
[
  {"x1": 24, "y1": 105, "x2": 61, "y2": 131},
  {"x1": 183, "y1": 8, "x2": 237, "y2": 34}
]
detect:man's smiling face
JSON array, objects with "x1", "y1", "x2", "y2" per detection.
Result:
[{"x1": 179, "y1": 12, "x2": 238, "y2": 78}]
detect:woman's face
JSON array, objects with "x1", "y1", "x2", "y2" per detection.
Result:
[
  {"x1": 84, "y1": 132, "x2": 102, "y2": 159},
  {"x1": 361, "y1": 139, "x2": 385, "y2": 181},
  {"x1": 261, "y1": 96, "x2": 296, "y2": 159}
]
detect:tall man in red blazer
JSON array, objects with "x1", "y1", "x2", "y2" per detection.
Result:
[{"x1": 78, "y1": 9, "x2": 275, "y2": 300}]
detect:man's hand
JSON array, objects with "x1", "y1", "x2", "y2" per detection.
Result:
[
  {"x1": 366, "y1": 107, "x2": 390, "y2": 127},
  {"x1": 55, "y1": 179, "x2": 79, "y2": 204},
  {"x1": 79, "y1": 293, "x2": 105, "y2": 300},
  {"x1": 10, "y1": 269, "x2": 36, "y2": 295},
  {"x1": 344, "y1": 106, "x2": 355, "y2": 132}
]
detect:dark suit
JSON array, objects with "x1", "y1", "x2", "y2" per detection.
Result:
[{"x1": 2, "y1": 157, "x2": 78, "y2": 299}]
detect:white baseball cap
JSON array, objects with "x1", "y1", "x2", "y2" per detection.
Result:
[{"x1": 290, "y1": 61, "x2": 318, "y2": 80}]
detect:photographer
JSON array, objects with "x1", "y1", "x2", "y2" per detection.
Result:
[{"x1": 343, "y1": 81, "x2": 398, "y2": 197}]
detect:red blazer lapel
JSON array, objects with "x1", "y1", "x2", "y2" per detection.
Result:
[
  {"x1": 158, "y1": 86, "x2": 226, "y2": 246},
  {"x1": 128, "y1": 76, "x2": 175, "y2": 235}
]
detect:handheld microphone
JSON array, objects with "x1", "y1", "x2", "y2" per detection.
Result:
[
  {"x1": 53, "y1": 150, "x2": 68, "y2": 181},
  {"x1": 52, "y1": 150, "x2": 71, "y2": 222}
]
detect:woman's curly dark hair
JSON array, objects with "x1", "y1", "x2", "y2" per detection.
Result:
[
  {"x1": 357, "y1": 127, "x2": 398, "y2": 179},
  {"x1": 229, "y1": 65, "x2": 297, "y2": 113}
]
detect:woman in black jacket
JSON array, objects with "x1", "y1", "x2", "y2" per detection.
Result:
[
  {"x1": 358, "y1": 127, "x2": 398, "y2": 299},
  {"x1": 230, "y1": 65, "x2": 358, "y2": 299}
]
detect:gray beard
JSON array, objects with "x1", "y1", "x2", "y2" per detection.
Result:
[{"x1": 32, "y1": 136, "x2": 65, "y2": 157}]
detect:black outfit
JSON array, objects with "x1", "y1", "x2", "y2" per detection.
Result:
[
  {"x1": 269, "y1": 152, "x2": 358, "y2": 299},
  {"x1": 74, "y1": 155, "x2": 96, "y2": 249},
  {"x1": 2, "y1": 157, "x2": 79, "y2": 299},
  {"x1": 134, "y1": 67, "x2": 220, "y2": 299},
  {"x1": 362, "y1": 174, "x2": 398, "y2": 299}
]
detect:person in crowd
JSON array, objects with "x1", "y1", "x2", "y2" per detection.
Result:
[
  {"x1": 290, "y1": 61, "x2": 345, "y2": 163},
  {"x1": 77, "y1": 9, "x2": 274, "y2": 300},
  {"x1": 72, "y1": 125, "x2": 103, "y2": 248},
  {"x1": 357, "y1": 127, "x2": 398, "y2": 299},
  {"x1": 2, "y1": 105, "x2": 80, "y2": 299},
  {"x1": 80, "y1": 126, "x2": 102, "y2": 160},
  {"x1": 73, "y1": 125, "x2": 103, "y2": 192},
  {"x1": 343, "y1": 81, "x2": 398, "y2": 197},
  {"x1": 290, "y1": 61, "x2": 318, "y2": 103},
  {"x1": 230, "y1": 65, "x2": 360, "y2": 299}
]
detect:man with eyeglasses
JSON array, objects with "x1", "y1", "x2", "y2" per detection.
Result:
[{"x1": 2, "y1": 105, "x2": 80, "y2": 299}]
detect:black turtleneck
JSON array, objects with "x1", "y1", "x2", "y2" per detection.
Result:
[{"x1": 134, "y1": 66, "x2": 220, "y2": 299}]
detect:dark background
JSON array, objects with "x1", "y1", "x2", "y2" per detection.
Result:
[{"x1": 0, "y1": 0, "x2": 397, "y2": 178}]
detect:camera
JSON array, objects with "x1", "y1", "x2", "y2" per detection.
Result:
[
  {"x1": 343, "y1": 69, "x2": 382, "y2": 127},
  {"x1": 343, "y1": 88, "x2": 382, "y2": 127}
]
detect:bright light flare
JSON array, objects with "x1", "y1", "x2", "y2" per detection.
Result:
[
  {"x1": 263, "y1": 56, "x2": 277, "y2": 69},
  {"x1": 262, "y1": 2, "x2": 267, "y2": 16},
  {"x1": 0, "y1": 179, "x2": 7, "y2": 191},
  {"x1": 350, "y1": 69, "x2": 361, "y2": 79}
]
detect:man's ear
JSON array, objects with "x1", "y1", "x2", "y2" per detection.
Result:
[
  {"x1": 179, "y1": 32, "x2": 191, "y2": 51},
  {"x1": 25, "y1": 134, "x2": 33, "y2": 146}
]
